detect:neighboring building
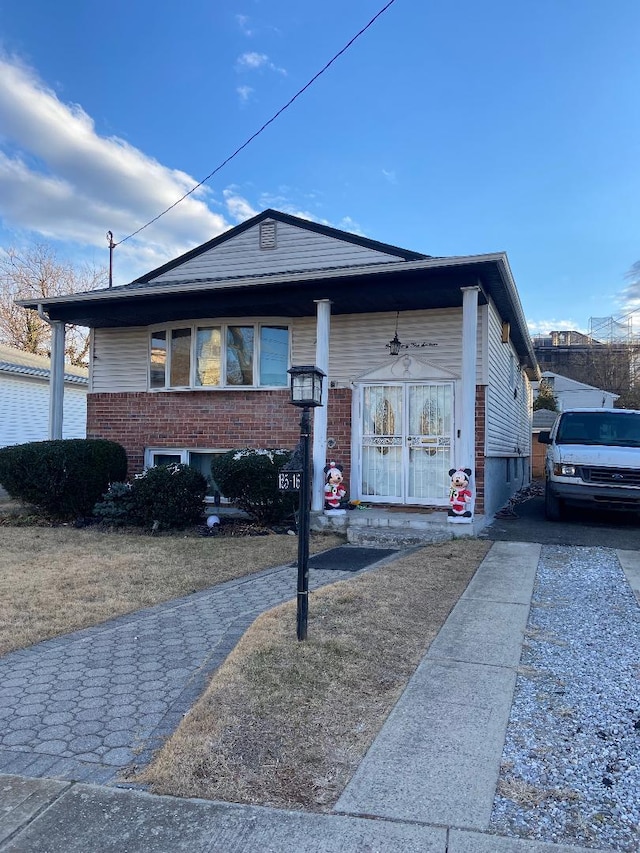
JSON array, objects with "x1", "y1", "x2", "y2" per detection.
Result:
[
  {"x1": 17, "y1": 210, "x2": 539, "y2": 521},
  {"x1": 533, "y1": 371, "x2": 619, "y2": 411},
  {"x1": 533, "y1": 331, "x2": 635, "y2": 394},
  {"x1": 0, "y1": 344, "x2": 88, "y2": 448}
]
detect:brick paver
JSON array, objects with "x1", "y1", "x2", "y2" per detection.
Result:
[{"x1": 0, "y1": 557, "x2": 386, "y2": 784}]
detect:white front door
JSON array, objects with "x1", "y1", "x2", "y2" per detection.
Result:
[{"x1": 359, "y1": 382, "x2": 453, "y2": 504}]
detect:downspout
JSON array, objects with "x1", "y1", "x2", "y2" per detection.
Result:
[{"x1": 37, "y1": 304, "x2": 66, "y2": 440}]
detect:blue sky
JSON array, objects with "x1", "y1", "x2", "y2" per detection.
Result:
[{"x1": 0, "y1": 0, "x2": 639, "y2": 337}]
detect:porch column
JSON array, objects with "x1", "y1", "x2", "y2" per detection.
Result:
[
  {"x1": 49, "y1": 320, "x2": 66, "y2": 440},
  {"x1": 312, "y1": 299, "x2": 331, "y2": 511},
  {"x1": 460, "y1": 286, "x2": 480, "y2": 469}
]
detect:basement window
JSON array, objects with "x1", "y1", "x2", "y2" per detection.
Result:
[{"x1": 145, "y1": 449, "x2": 229, "y2": 504}]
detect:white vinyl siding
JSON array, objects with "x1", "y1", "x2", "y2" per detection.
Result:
[
  {"x1": 148, "y1": 220, "x2": 407, "y2": 284},
  {"x1": 92, "y1": 310, "x2": 486, "y2": 394},
  {"x1": 292, "y1": 308, "x2": 482, "y2": 386},
  {"x1": 0, "y1": 374, "x2": 87, "y2": 446},
  {"x1": 485, "y1": 300, "x2": 531, "y2": 456},
  {"x1": 92, "y1": 328, "x2": 148, "y2": 392}
]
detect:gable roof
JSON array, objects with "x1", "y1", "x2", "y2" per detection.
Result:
[
  {"x1": 0, "y1": 344, "x2": 88, "y2": 386},
  {"x1": 15, "y1": 209, "x2": 539, "y2": 375},
  {"x1": 132, "y1": 209, "x2": 428, "y2": 284}
]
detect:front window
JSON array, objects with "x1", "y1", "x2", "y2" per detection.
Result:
[
  {"x1": 149, "y1": 322, "x2": 290, "y2": 389},
  {"x1": 170, "y1": 328, "x2": 191, "y2": 387},
  {"x1": 226, "y1": 326, "x2": 254, "y2": 386},
  {"x1": 150, "y1": 331, "x2": 167, "y2": 388}
]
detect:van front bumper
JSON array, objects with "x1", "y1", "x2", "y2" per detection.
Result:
[{"x1": 549, "y1": 480, "x2": 640, "y2": 512}]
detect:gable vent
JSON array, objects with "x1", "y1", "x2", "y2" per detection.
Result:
[{"x1": 259, "y1": 220, "x2": 277, "y2": 250}]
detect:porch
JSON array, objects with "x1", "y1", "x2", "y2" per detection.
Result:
[{"x1": 311, "y1": 506, "x2": 489, "y2": 548}]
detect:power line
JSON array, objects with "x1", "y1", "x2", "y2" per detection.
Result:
[{"x1": 115, "y1": 0, "x2": 398, "y2": 248}]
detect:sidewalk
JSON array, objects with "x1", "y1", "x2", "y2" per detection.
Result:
[{"x1": 0, "y1": 542, "x2": 627, "y2": 852}]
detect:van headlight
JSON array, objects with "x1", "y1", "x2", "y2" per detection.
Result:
[{"x1": 553, "y1": 463, "x2": 576, "y2": 477}]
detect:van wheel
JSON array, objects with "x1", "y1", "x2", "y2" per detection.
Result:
[{"x1": 545, "y1": 484, "x2": 562, "y2": 521}]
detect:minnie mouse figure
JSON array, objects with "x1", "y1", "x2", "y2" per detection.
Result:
[{"x1": 324, "y1": 460, "x2": 347, "y2": 512}]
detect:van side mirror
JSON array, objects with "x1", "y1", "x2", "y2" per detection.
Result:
[{"x1": 537, "y1": 431, "x2": 552, "y2": 444}]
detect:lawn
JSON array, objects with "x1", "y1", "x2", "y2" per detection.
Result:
[{"x1": 0, "y1": 522, "x2": 344, "y2": 656}]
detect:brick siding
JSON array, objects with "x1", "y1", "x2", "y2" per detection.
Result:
[
  {"x1": 474, "y1": 385, "x2": 486, "y2": 515},
  {"x1": 87, "y1": 389, "x2": 354, "y2": 478}
]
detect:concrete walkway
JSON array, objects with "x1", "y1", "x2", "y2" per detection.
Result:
[{"x1": 0, "y1": 542, "x2": 626, "y2": 852}]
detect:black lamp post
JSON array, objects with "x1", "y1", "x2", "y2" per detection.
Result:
[{"x1": 287, "y1": 365, "x2": 325, "y2": 641}]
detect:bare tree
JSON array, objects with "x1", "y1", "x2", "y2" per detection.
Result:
[{"x1": 0, "y1": 245, "x2": 106, "y2": 366}]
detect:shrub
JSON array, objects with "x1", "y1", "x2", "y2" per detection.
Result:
[
  {"x1": 130, "y1": 463, "x2": 207, "y2": 530},
  {"x1": 211, "y1": 448, "x2": 297, "y2": 525},
  {"x1": 93, "y1": 481, "x2": 137, "y2": 527},
  {"x1": 0, "y1": 439, "x2": 127, "y2": 520}
]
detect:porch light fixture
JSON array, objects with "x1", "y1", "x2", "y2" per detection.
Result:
[
  {"x1": 288, "y1": 365, "x2": 325, "y2": 408},
  {"x1": 386, "y1": 312, "x2": 436, "y2": 356},
  {"x1": 287, "y1": 365, "x2": 326, "y2": 641}
]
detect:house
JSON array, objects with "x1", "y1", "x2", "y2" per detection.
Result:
[
  {"x1": 0, "y1": 344, "x2": 88, "y2": 448},
  {"x1": 533, "y1": 371, "x2": 619, "y2": 410},
  {"x1": 16, "y1": 210, "x2": 539, "y2": 527}
]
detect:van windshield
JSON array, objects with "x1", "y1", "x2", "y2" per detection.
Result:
[{"x1": 556, "y1": 412, "x2": 640, "y2": 447}]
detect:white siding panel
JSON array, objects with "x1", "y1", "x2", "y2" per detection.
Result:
[
  {"x1": 0, "y1": 375, "x2": 87, "y2": 446},
  {"x1": 150, "y1": 221, "x2": 406, "y2": 283},
  {"x1": 293, "y1": 309, "x2": 482, "y2": 386},
  {"x1": 92, "y1": 328, "x2": 149, "y2": 393},
  {"x1": 486, "y1": 301, "x2": 531, "y2": 456},
  {"x1": 92, "y1": 309, "x2": 485, "y2": 394},
  {"x1": 62, "y1": 385, "x2": 88, "y2": 439}
]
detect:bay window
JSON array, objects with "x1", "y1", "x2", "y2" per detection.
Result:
[{"x1": 149, "y1": 322, "x2": 290, "y2": 389}]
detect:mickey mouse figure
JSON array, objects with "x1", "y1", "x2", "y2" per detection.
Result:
[
  {"x1": 448, "y1": 467, "x2": 473, "y2": 521},
  {"x1": 324, "y1": 460, "x2": 347, "y2": 512}
]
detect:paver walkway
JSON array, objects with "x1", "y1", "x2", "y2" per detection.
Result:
[{"x1": 0, "y1": 552, "x2": 394, "y2": 786}]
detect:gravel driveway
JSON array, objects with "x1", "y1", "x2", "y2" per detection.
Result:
[{"x1": 480, "y1": 488, "x2": 640, "y2": 850}]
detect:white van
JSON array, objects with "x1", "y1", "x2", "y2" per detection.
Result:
[{"x1": 538, "y1": 407, "x2": 640, "y2": 520}]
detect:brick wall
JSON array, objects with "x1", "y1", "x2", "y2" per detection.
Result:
[
  {"x1": 87, "y1": 389, "x2": 354, "y2": 477},
  {"x1": 87, "y1": 386, "x2": 482, "y2": 510},
  {"x1": 474, "y1": 385, "x2": 486, "y2": 515}
]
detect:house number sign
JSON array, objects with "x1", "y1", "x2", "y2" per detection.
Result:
[{"x1": 278, "y1": 471, "x2": 302, "y2": 491}]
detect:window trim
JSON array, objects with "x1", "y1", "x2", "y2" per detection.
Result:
[{"x1": 148, "y1": 321, "x2": 291, "y2": 391}]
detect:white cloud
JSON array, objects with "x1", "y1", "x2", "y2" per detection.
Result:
[
  {"x1": 236, "y1": 85, "x2": 254, "y2": 103},
  {"x1": 0, "y1": 55, "x2": 240, "y2": 281},
  {"x1": 236, "y1": 52, "x2": 286, "y2": 75},
  {"x1": 236, "y1": 14, "x2": 254, "y2": 37},
  {"x1": 223, "y1": 190, "x2": 259, "y2": 223},
  {"x1": 382, "y1": 169, "x2": 397, "y2": 184},
  {"x1": 527, "y1": 319, "x2": 588, "y2": 336}
]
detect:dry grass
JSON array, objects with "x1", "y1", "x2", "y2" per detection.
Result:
[
  {"x1": 135, "y1": 539, "x2": 491, "y2": 811},
  {"x1": 0, "y1": 524, "x2": 344, "y2": 656},
  {"x1": 498, "y1": 776, "x2": 581, "y2": 807}
]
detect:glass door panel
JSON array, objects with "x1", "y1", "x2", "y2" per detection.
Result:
[
  {"x1": 361, "y1": 385, "x2": 403, "y2": 500},
  {"x1": 407, "y1": 383, "x2": 452, "y2": 502},
  {"x1": 360, "y1": 383, "x2": 453, "y2": 504}
]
